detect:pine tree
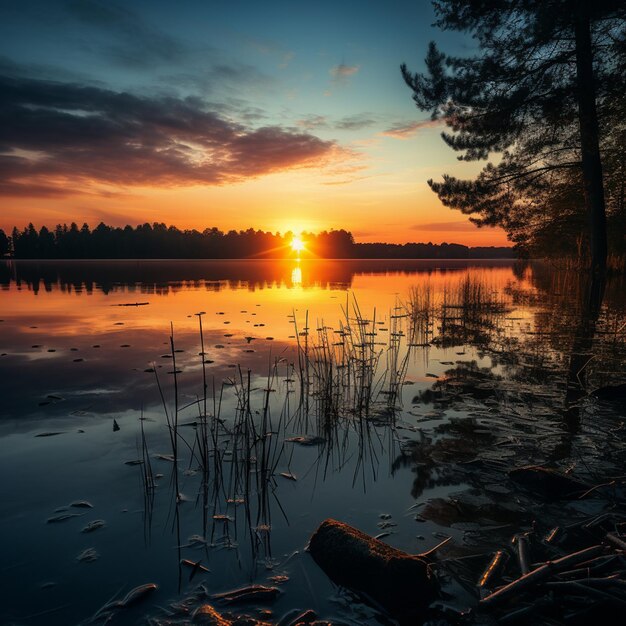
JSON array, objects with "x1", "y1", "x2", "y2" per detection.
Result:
[{"x1": 402, "y1": 0, "x2": 626, "y2": 271}]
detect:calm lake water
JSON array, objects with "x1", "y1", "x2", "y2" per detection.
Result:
[{"x1": 1, "y1": 259, "x2": 625, "y2": 625}]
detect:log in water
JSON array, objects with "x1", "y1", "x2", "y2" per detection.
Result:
[{"x1": 308, "y1": 518, "x2": 438, "y2": 621}]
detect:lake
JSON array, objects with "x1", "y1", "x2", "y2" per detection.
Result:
[{"x1": 1, "y1": 259, "x2": 625, "y2": 625}]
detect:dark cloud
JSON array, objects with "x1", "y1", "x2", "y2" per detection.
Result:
[
  {"x1": 0, "y1": 74, "x2": 340, "y2": 196},
  {"x1": 67, "y1": 0, "x2": 189, "y2": 69},
  {"x1": 169, "y1": 63, "x2": 274, "y2": 96},
  {"x1": 66, "y1": 1, "x2": 277, "y2": 100},
  {"x1": 0, "y1": 54, "x2": 100, "y2": 85}
]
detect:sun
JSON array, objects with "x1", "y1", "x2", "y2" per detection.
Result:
[{"x1": 290, "y1": 235, "x2": 305, "y2": 253}]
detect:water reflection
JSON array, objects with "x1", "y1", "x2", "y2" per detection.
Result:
[
  {"x1": 0, "y1": 258, "x2": 518, "y2": 294},
  {"x1": 1, "y1": 260, "x2": 625, "y2": 625},
  {"x1": 290, "y1": 264, "x2": 302, "y2": 287}
]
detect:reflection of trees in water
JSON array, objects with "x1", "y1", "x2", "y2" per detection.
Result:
[
  {"x1": 504, "y1": 266, "x2": 626, "y2": 418},
  {"x1": 95, "y1": 263, "x2": 626, "y2": 597},
  {"x1": 391, "y1": 421, "x2": 495, "y2": 500},
  {"x1": 156, "y1": 266, "x2": 626, "y2": 553},
  {"x1": 408, "y1": 274, "x2": 513, "y2": 351},
  {"x1": 440, "y1": 263, "x2": 626, "y2": 397},
  {"x1": 397, "y1": 266, "x2": 626, "y2": 533},
  {"x1": 395, "y1": 361, "x2": 547, "y2": 502},
  {"x1": 1, "y1": 259, "x2": 353, "y2": 293},
  {"x1": 0, "y1": 259, "x2": 517, "y2": 295}
]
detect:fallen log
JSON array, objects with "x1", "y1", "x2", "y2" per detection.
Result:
[
  {"x1": 277, "y1": 609, "x2": 317, "y2": 626},
  {"x1": 478, "y1": 550, "x2": 507, "y2": 591},
  {"x1": 606, "y1": 532, "x2": 626, "y2": 551},
  {"x1": 192, "y1": 604, "x2": 231, "y2": 624},
  {"x1": 308, "y1": 518, "x2": 438, "y2": 621},
  {"x1": 517, "y1": 535, "x2": 530, "y2": 575},
  {"x1": 480, "y1": 545, "x2": 603, "y2": 607},
  {"x1": 211, "y1": 585, "x2": 280, "y2": 605},
  {"x1": 192, "y1": 603, "x2": 273, "y2": 625}
]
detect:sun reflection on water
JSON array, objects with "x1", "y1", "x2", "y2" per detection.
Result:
[{"x1": 291, "y1": 263, "x2": 302, "y2": 286}]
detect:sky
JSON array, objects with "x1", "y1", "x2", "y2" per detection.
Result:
[{"x1": 0, "y1": 0, "x2": 509, "y2": 246}]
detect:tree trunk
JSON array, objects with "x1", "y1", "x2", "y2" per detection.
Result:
[{"x1": 574, "y1": 1, "x2": 607, "y2": 274}]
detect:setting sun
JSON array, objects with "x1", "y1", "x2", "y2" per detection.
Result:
[{"x1": 291, "y1": 235, "x2": 305, "y2": 253}]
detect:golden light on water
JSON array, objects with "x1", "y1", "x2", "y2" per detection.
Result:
[{"x1": 291, "y1": 264, "x2": 302, "y2": 286}]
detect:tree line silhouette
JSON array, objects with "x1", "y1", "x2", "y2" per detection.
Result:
[{"x1": 1, "y1": 222, "x2": 512, "y2": 259}]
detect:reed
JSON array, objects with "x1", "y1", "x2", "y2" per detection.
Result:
[
  {"x1": 404, "y1": 274, "x2": 512, "y2": 348},
  {"x1": 138, "y1": 407, "x2": 155, "y2": 544},
  {"x1": 138, "y1": 291, "x2": 477, "y2": 577}
]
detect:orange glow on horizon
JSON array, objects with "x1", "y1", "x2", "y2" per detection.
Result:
[{"x1": 0, "y1": 170, "x2": 511, "y2": 248}]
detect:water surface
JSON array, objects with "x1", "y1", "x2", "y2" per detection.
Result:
[{"x1": 1, "y1": 259, "x2": 625, "y2": 625}]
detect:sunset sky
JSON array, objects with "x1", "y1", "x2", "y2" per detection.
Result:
[{"x1": 0, "y1": 0, "x2": 509, "y2": 246}]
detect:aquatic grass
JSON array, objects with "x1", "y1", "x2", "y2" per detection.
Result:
[
  {"x1": 150, "y1": 338, "x2": 294, "y2": 566},
  {"x1": 545, "y1": 253, "x2": 626, "y2": 274},
  {"x1": 138, "y1": 408, "x2": 155, "y2": 545},
  {"x1": 11, "y1": 260, "x2": 626, "y2": 626},
  {"x1": 406, "y1": 281, "x2": 436, "y2": 346},
  {"x1": 280, "y1": 296, "x2": 413, "y2": 493},
  {"x1": 405, "y1": 274, "x2": 514, "y2": 349},
  {"x1": 381, "y1": 299, "x2": 412, "y2": 416},
  {"x1": 291, "y1": 295, "x2": 392, "y2": 429},
  {"x1": 137, "y1": 293, "x2": 416, "y2": 574},
  {"x1": 136, "y1": 275, "x2": 625, "y2": 591}
]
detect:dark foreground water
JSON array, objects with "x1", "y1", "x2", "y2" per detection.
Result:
[{"x1": 1, "y1": 259, "x2": 625, "y2": 625}]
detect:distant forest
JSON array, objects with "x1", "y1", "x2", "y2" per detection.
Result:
[{"x1": 0, "y1": 222, "x2": 513, "y2": 259}]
